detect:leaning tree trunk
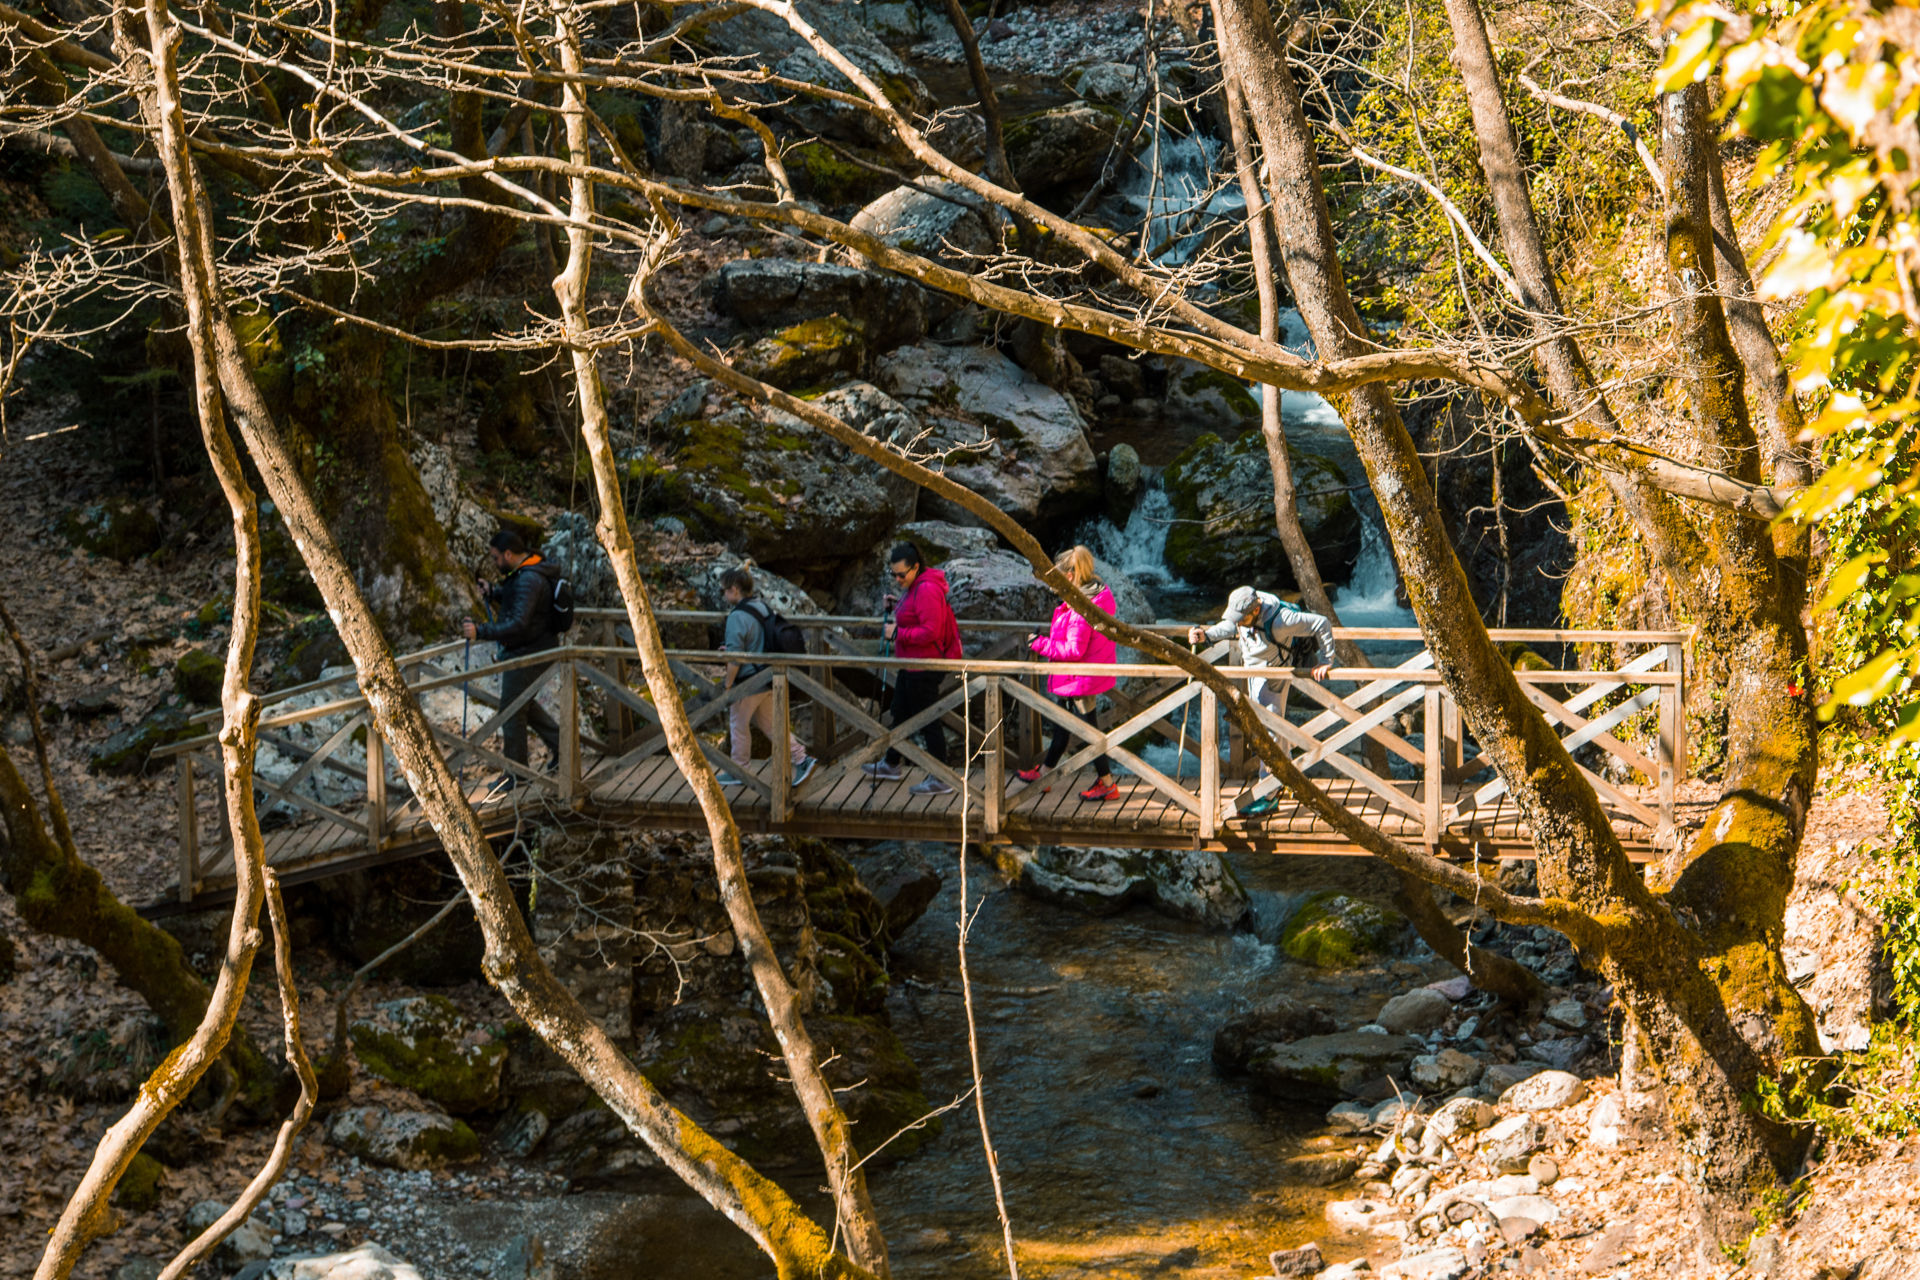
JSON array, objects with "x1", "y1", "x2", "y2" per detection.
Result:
[
  {"x1": 550, "y1": 12, "x2": 891, "y2": 1273},
  {"x1": 1208, "y1": 0, "x2": 1818, "y2": 1245},
  {"x1": 1221, "y1": 65, "x2": 1542, "y2": 1008}
]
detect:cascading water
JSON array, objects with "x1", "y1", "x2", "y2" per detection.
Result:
[
  {"x1": 1117, "y1": 123, "x2": 1241, "y2": 265},
  {"x1": 1081, "y1": 476, "x2": 1186, "y2": 594}
]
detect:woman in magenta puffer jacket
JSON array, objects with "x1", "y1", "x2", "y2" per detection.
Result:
[{"x1": 1022, "y1": 545, "x2": 1120, "y2": 801}]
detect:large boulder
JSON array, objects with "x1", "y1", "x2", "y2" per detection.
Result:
[
  {"x1": 349, "y1": 995, "x2": 508, "y2": 1114},
  {"x1": 636, "y1": 404, "x2": 909, "y2": 573},
  {"x1": 1161, "y1": 358, "x2": 1262, "y2": 428},
  {"x1": 1009, "y1": 845, "x2": 1250, "y2": 929},
  {"x1": 1278, "y1": 892, "x2": 1407, "y2": 968},
  {"x1": 702, "y1": 2, "x2": 931, "y2": 147},
  {"x1": 1162, "y1": 430, "x2": 1361, "y2": 591},
  {"x1": 326, "y1": 1105, "x2": 479, "y2": 1170},
  {"x1": 1212, "y1": 994, "x2": 1339, "y2": 1073},
  {"x1": 874, "y1": 344, "x2": 1097, "y2": 524},
  {"x1": 1005, "y1": 102, "x2": 1122, "y2": 198},
  {"x1": 849, "y1": 182, "x2": 999, "y2": 269},
  {"x1": 738, "y1": 316, "x2": 871, "y2": 390},
  {"x1": 716, "y1": 259, "x2": 930, "y2": 352},
  {"x1": 1248, "y1": 1031, "x2": 1419, "y2": 1102}
]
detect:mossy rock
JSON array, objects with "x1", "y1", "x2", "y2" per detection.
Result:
[
  {"x1": 61, "y1": 498, "x2": 160, "y2": 563},
  {"x1": 173, "y1": 650, "x2": 224, "y2": 705},
  {"x1": 114, "y1": 1152, "x2": 167, "y2": 1212},
  {"x1": 787, "y1": 140, "x2": 898, "y2": 206},
  {"x1": 1278, "y1": 891, "x2": 1407, "y2": 968},
  {"x1": 326, "y1": 1104, "x2": 480, "y2": 1170},
  {"x1": 349, "y1": 994, "x2": 508, "y2": 1115},
  {"x1": 89, "y1": 705, "x2": 205, "y2": 776},
  {"x1": 1163, "y1": 431, "x2": 1361, "y2": 590},
  {"x1": 738, "y1": 315, "x2": 869, "y2": 391},
  {"x1": 281, "y1": 618, "x2": 348, "y2": 687}
]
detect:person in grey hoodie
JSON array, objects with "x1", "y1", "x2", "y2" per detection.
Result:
[
  {"x1": 717, "y1": 565, "x2": 816, "y2": 789},
  {"x1": 1188, "y1": 585, "x2": 1335, "y2": 815}
]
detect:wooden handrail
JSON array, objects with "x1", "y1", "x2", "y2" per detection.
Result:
[{"x1": 165, "y1": 629, "x2": 1687, "y2": 904}]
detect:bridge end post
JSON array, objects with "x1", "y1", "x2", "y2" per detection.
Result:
[
  {"x1": 1199, "y1": 688, "x2": 1219, "y2": 840},
  {"x1": 1423, "y1": 686, "x2": 1442, "y2": 849},
  {"x1": 772, "y1": 671, "x2": 792, "y2": 825},
  {"x1": 175, "y1": 754, "x2": 198, "y2": 905},
  {"x1": 366, "y1": 721, "x2": 387, "y2": 851},
  {"x1": 1657, "y1": 642, "x2": 1685, "y2": 846},
  {"x1": 557, "y1": 656, "x2": 581, "y2": 805},
  {"x1": 984, "y1": 678, "x2": 1003, "y2": 838}
]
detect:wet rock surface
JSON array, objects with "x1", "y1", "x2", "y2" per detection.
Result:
[
  {"x1": 1008, "y1": 844, "x2": 1252, "y2": 929},
  {"x1": 1161, "y1": 430, "x2": 1361, "y2": 591}
]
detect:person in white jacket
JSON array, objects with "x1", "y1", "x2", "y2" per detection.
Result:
[{"x1": 1188, "y1": 585, "x2": 1335, "y2": 815}]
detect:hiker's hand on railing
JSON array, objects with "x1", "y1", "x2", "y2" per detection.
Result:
[
  {"x1": 461, "y1": 619, "x2": 477, "y2": 641},
  {"x1": 1311, "y1": 663, "x2": 1332, "y2": 681},
  {"x1": 1187, "y1": 626, "x2": 1206, "y2": 645}
]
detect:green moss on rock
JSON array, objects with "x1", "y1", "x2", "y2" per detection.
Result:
[
  {"x1": 1279, "y1": 891, "x2": 1407, "y2": 968},
  {"x1": 739, "y1": 315, "x2": 869, "y2": 391},
  {"x1": 1163, "y1": 431, "x2": 1361, "y2": 589},
  {"x1": 61, "y1": 498, "x2": 160, "y2": 563},
  {"x1": 114, "y1": 1152, "x2": 167, "y2": 1212},
  {"x1": 349, "y1": 994, "x2": 507, "y2": 1115},
  {"x1": 89, "y1": 706, "x2": 204, "y2": 776},
  {"x1": 174, "y1": 650, "x2": 224, "y2": 705}
]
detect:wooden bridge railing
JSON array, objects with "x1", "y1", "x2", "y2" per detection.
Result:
[{"x1": 154, "y1": 611, "x2": 1687, "y2": 904}]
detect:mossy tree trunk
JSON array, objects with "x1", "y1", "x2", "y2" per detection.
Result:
[{"x1": 1209, "y1": 0, "x2": 1819, "y2": 1248}]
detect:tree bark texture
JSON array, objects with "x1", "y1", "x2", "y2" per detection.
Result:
[
  {"x1": 551, "y1": 14, "x2": 890, "y2": 1273},
  {"x1": 1209, "y1": 0, "x2": 1816, "y2": 1243}
]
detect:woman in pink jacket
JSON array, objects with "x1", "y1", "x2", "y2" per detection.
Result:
[{"x1": 1022, "y1": 545, "x2": 1120, "y2": 801}]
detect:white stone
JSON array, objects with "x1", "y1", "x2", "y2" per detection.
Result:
[
  {"x1": 269, "y1": 1243, "x2": 425, "y2": 1280},
  {"x1": 1410, "y1": 1048, "x2": 1484, "y2": 1092},
  {"x1": 1327, "y1": 1100, "x2": 1374, "y2": 1133},
  {"x1": 1488, "y1": 1195, "x2": 1562, "y2": 1224},
  {"x1": 1499, "y1": 1069, "x2": 1587, "y2": 1112},
  {"x1": 1481, "y1": 1114, "x2": 1546, "y2": 1173},
  {"x1": 1325, "y1": 1198, "x2": 1406, "y2": 1235},
  {"x1": 1380, "y1": 1248, "x2": 1470, "y2": 1280},
  {"x1": 1587, "y1": 1095, "x2": 1626, "y2": 1148},
  {"x1": 1542, "y1": 997, "x2": 1588, "y2": 1031},
  {"x1": 1426, "y1": 1097, "x2": 1495, "y2": 1145},
  {"x1": 1426, "y1": 976, "x2": 1472, "y2": 1001},
  {"x1": 1376, "y1": 989, "x2": 1452, "y2": 1035}
]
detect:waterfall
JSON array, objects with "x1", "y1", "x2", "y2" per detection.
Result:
[
  {"x1": 1118, "y1": 124, "x2": 1241, "y2": 266},
  {"x1": 1333, "y1": 511, "x2": 1412, "y2": 628},
  {"x1": 1081, "y1": 477, "x2": 1186, "y2": 592}
]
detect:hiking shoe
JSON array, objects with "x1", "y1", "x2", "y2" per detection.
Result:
[
  {"x1": 1080, "y1": 779, "x2": 1119, "y2": 802},
  {"x1": 482, "y1": 774, "x2": 517, "y2": 800},
  {"x1": 793, "y1": 756, "x2": 817, "y2": 787},
  {"x1": 1016, "y1": 765, "x2": 1045, "y2": 784},
  {"x1": 716, "y1": 771, "x2": 746, "y2": 787},
  {"x1": 861, "y1": 761, "x2": 906, "y2": 781},
  {"x1": 1241, "y1": 795, "x2": 1278, "y2": 817},
  {"x1": 910, "y1": 776, "x2": 954, "y2": 796}
]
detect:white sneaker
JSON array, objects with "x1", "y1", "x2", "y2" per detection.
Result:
[
  {"x1": 793, "y1": 756, "x2": 817, "y2": 786},
  {"x1": 861, "y1": 762, "x2": 905, "y2": 781},
  {"x1": 910, "y1": 777, "x2": 954, "y2": 796}
]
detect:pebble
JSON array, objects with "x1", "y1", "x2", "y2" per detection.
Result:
[
  {"x1": 1588, "y1": 1095, "x2": 1627, "y2": 1148},
  {"x1": 1379, "y1": 1246, "x2": 1469, "y2": 1279},
  {"x1": 1542, "y1": 996, "x2": 1587, "y2": 1030},
  {"x1": 1325, "y1": 1198, "x2": 1406, "y2": 1234},
  {"x1": 1425, "y1": 976, "x2": 1472, "y2": 1001},
  {"x1": 1481, "y1": 1115, "x2": 1546, "y2": 1173},
  {"x1": 1268, "y1": 1241, "x2": 1324, "y2": 1276},
  {"x1": 1489, "y1": 1194, "x2": 1561, "y2": 1224},
  {"x1": 1326, "y1": 1100, "x2": 1374, "y2": 1133},
  {"x1": 1410, "y1": 1048, "x2": 1483, "y2": 1092},
  {"x1": 1376, "y1": 989, "x2": 1452, "y2": 1035},
  {"x1": 1527, "y1": 1154, "x2": 1560, "y2": 1186}
]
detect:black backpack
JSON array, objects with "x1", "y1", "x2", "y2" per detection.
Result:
[
  {"x1": 534, "y1": 561, "x2": 576, "y2": 633},
  {"x1": 736, "y1": 599, "x2": 806, "y2": 656}
]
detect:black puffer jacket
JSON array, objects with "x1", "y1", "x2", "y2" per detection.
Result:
[{"x1": 477, "y1": 557, "x2": 561, "y2": 655}]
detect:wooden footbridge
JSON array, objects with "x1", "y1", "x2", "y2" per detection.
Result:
[{"x1": 149, "y1": 611, "x2": 1690, "y2": 911}]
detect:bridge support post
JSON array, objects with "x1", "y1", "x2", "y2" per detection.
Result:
[
  {"x1": 557, "y1": 657, "x2": 581, "y2": 805},
  {"x1": 1199, "y1": 688, "x2": 1219, "y2": 840},
  {"x1": 366, "y1": 722, "x2": 387, "y2": 850},
  {"x1": 1441, "y1": 694, "x2": 1463, "y2": 782},
  {"x1": 1423, "y1": 686, "x2": 1442, "y2": 848},
  {"x1": 175, "y1": 755, "x2": 198, "y2": 905},
  {"x1": 772, "y1": 671, "x2": 792, "y2": 825},
  {"x1": 983, "y1": 678, "x2": 1003, "y2": 838},
  {"x1": 1657, "y1": 642, "x2": 1685, "y2": 845}
]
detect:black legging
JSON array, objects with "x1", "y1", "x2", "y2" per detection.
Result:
[
  {"x1": 885, "y1": 669, "x2": 948, "y2": 767},
  {"x1": 1044, "y1": 697, "x2": 1111, "y2": 777}
]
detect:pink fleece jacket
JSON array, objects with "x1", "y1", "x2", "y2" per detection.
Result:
[{"x1": 1029, "y1": 585, "x2": 1118, "y2": 697}]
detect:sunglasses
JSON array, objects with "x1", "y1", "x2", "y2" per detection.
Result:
[{"x1": 890, "y1": 569, "x2": 912, "y2": 580}]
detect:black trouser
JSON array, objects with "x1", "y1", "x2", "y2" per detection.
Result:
[
  {"x1": 1044, "y1": 696, "x2": 1111, "y2": 777},
  {"x1": 500, "y1": 652, "x2": 563, "y2": 770},
  {"x1": 885, "y1": 669, "x2": 947, "y2": 767}
]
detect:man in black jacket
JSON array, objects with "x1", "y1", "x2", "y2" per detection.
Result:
[{"x1": 461, "y1": 529, "x2": 563, "y2": 782}]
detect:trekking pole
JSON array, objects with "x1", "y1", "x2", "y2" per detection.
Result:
[
  {"x1": 1173, "y1": 639, "x2": 1196, "y2": 780},
  {"x1": 870, "y1": 598, "x2": 895, "y2": 797}
]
